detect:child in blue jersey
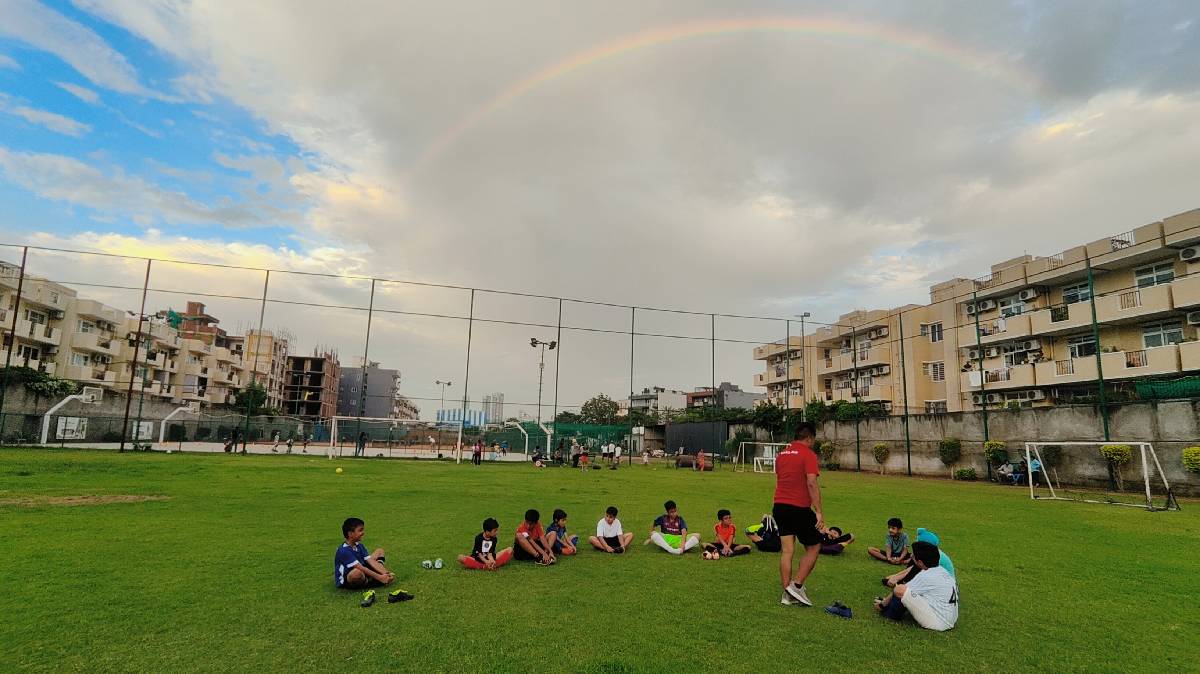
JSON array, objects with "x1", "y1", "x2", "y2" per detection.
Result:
[
  {"x1": 334, "y1": 517, "x2": 394, "y2": 589},
  {"x1": 868, "y1": 517, "x2": 911, "y2": 565},
  {"x1": 545, "y1": 509, "x2": 578, "y2": 556}
]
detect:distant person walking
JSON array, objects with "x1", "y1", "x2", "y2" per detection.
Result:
[{"x1": 356, "y1": 431, "x2": 368, "y2": 457}]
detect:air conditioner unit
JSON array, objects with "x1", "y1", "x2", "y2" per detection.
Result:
[
  {"x1": 870, "y1": 327, "x2": 889, "y2": 339},
  {"x1": 876, "y1": 365, "x2": 891, "y2": 376},
  {"x1": 1002, "y1": 343, "x2": 1019, "y2": 354},
  {"x1": 1029, "y1": 390, "x2": 1047, "y2": 400},
  {"x1": 986, "y1": 393, "x2": 1003, "y2": 404},
  {"x1": 1181, "y1": 247, "x2": 1199, "y2": 262},
  {"x1": 1023, "y1": 339, "x2": 1042, "y2": 351},
  {"x1": 971, "y1": 394, "x2": 985, "y2": 405},
  {"x1": 967, "y1": 348, "x2": 981, "y2": 360},
  {"x1": 976, "y1": 299, "x2": 998, "y2": 311},
  {"x1": 1018, "y1": 288, "x2": 1039, "y2": 301},
  {"x1": 1187, "y1": 311, "x2": 1200, "y2": 326},
  {"x1": 985, "y1": 347, "x2": 1001, "y2": 358},
  {"x1": 965, "y1": 303, "x2": 977, "y2": 315}
]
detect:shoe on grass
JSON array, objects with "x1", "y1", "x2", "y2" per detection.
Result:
[
  {"x1": 360, "y1": 590, "x2": 376, "y2": 608},
  {"x1": 434, "y1": 558, "x2": 443, "y2": 570},
  {"x1": 785, "y1": 582, "x2": 812, "y2": 606},
  {"x1": 387, "y1": 589, "x2": 414, "y2": 603},
  {"x1": 825, "y1": 603, "x2": 852, "y2": 619},
  {"x1": 781, "y1": 591, "x2": 801, "y2": 606}
]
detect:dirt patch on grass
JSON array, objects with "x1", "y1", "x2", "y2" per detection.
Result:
[{"x1": 0, "y1": 494, "x2": 171, "y2": 507}]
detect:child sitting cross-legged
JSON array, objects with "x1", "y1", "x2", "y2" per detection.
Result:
[
  {"x1": 458, "y1": 517, "x2": 513, "y2": 570},
  {"x1": 513, "y1": 509, "x2": 556, "y2": 565},
  {"x1": 867, "y1": 517, "x2": 911, "y2": 565},
  {"x1": 702, "y1": 509, "x2": 751, "y2": 557},
  {"x1": 545, "y1": 509, "x2": 578, "y2": 556}
]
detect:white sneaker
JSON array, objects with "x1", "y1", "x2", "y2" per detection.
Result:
[
  {"x1": 786, "y1": 582, "x2": 812, "y2": 606},
  {"x1": 780, "y1": 592, "x2": 801, "y2": 606}
]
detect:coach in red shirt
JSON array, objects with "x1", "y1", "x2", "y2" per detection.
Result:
[{"x1": 774, "y1": 421, "x2": 825, "y2": 607}]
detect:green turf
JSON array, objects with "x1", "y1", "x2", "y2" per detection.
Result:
[{"x1": 1, "y1": 449, "x2": 1197, "y2": 673}]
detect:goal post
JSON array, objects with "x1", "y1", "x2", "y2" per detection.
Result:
[
  {"x1": 734, "y1": 442, "x2": 787, "y2": 473},
  {"x1": 1024, "y1": 441, "x2": 1180, "y2": 511},
  {"x1": 328, "y1": 416, "x2": 450, "y2": 459}
]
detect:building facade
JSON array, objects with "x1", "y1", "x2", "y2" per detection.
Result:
[
  {"x1": 753, "y1": 207, "x2": 1200, "y2": 414},
  {"x1": 627, "y1": 387, "x2": 688, "y2": 414},
  {"x1": 284, "y1": 352, "x2": 341, "y2": 419},
  {"x1": 482, "y1": 393, "x2": 505, "y2": 424},
  {"x1": 686, "y1": 382, "x2": 764, "y2": 409},
  {"x1": 336, "y1": 360, "x2": 419, "y2": 420},
  {"x1": 228, "y1": 329, "x2": 290, "y2": 411}
]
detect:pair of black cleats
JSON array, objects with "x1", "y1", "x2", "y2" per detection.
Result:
[{"x1": 360, "y1": 589, "x2": 414, "y2": 607}]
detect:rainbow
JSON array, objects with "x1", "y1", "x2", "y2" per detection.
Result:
[{"x1": 407, "y1": 15, "x2": 1043, "y2": 175}]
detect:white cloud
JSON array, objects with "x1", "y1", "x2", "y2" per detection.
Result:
[
  {"x1": 0, "y1": 94, "x2": 90, "y2": 137},
  {"x1": 0, "y1": 0, "x2": 159, "y2": 97},
  {"x1": 0, "y1": 54, "x2": 18, "y2": 70},
  {"x1": 55, "y1": 81, "x2": 101, "y2": 104}
]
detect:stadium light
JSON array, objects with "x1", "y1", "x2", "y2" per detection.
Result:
[{"x1": 530, "y1": 338, "x2": 555, "y2": 426}]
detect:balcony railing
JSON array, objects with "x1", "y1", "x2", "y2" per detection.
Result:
[
  {"x1": 984, "y1": 368, "x2": 1012, "y2": 383},
  {"x1": 1050, "y1": 305, "x2": 1070, "y2": 323},
  {"x1": 1108, "y1": 230, "x2": 1135, "y2": 251},
  {"x1": 1125, "y1": 350, "x2": 1149, "y2": 368},
  {"x1": 1118, "y1": 290, "x2": 1141, "y2": 310},
  {"x1": 1056, "y1": 360, "x2": 1075, "y2": 376}
]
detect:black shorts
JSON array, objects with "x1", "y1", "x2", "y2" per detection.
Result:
[
  {"x1": 753, "y1": 536, "x2": 781, "y2": 553},
  {"x1": 772, "y1": 503, "x2": 822, "y2": 547},
  {"x1": 512, "y1": 540, "x2": 543, "y2": 561},
  {"x1": 603, "y1": 536, "x2": 624, "y2": 552}
]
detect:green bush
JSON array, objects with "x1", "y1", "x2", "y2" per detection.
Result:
[
  {"x1": 954, "y1": 467, "x2": 978, "y2": 480},
  {"x1": 872, "y1": 442, "x2": 890, "y2": 471},
  {"x1": 1100, "y1": 444, "x2": 1133, "y2": 466},
  {"x1": 824, "y1": 461, "x2": 840, "y2": 471},
  {"x1": 816, "y1": 440, "x2": 837, "y2": 463},
  {"x1": 725, "y1": 430, "x2": 754, "y2": 455},
  {"x1": 982, "y1": 440, "x2": 1008, "y2": 466},
  {"x1": 938, "y1": 438, "x2": 962, "y2": 466},
  {"x1": 1181, "y1": 446, "x2": 1200, "y2": 474}
]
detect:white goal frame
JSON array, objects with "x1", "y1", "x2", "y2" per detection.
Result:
[
  {"x1": 328, "y1": 416, "x2": 440, "y2": 459},
  {"x1": 1024, "y1": 441, "x2": 1180, "y2": 512},
  {"x1": 734, "y1": 442, "x2": 787, "y2": 473}
]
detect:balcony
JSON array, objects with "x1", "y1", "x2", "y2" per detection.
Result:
[
  {"x1": 1100, "y1": 345, "x2": 1181, "y2": 380},
  {"x1": 74, "y1": 299, "x2": 123, "y2": 324},
  {"x1": 958, "y1": 314, "x2": 1032, "y2": 346},
  {"x1": 1086, "y1": 222, "x2": 1166, "y2": 269},
  {"x1": 1026, "y1": 246, "x2": 1089, "y2": 286},
  {"x1": 0, "y1": 353, "x2": 55, "y2": 374},
  {"x1": 972, "y1": 264, "x2": 1028, "y2": 300},
  {"x1": 1094, "y1": 284, "x2": 1174, "y2": 324},
  {"x1": 1181, "y1": 341, "x2": 1200, "y2": 372},
  {"x1": 60, "y1": 364, "x2": 117, "y2": 386},
  {"x1": 960, "y1": 363, "x2": 1037, "y2": 391},
  {"x1": 754, "y1": 372, "x2": 767, "y2": 386},
  {"x1": 13, "y1": 319, "x2": 62, "y2": 346},
  {"x1": 1035, "y1": 356, "x2": 1098, "y2": 385},
  {"x1": 1163, "y1": 209, "x2": 1200, "y2": 246},
  {"x1": 1173, "y1": 274, "x2": 1200, "y2": 308},
  {"x1": 1029, "y1": 301, "x2": 1092, "y2": 336},
  {"x1": 70, "y1": 332, "x2": 122, "y2": 356}
]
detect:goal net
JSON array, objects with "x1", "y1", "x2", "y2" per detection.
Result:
[
  {"x1": 328, "y1": 417, "x2": 454, "y2": 459},
  {"x1": 734, "y1": 442, "x2": 787, "y2": 473},
  {"x1": 1024, "y1": 442, "x2": 1180, "y2": 511}
]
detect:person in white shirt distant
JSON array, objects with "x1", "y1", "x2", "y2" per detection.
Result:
[
  {"x1": 875, "y1": 541, "x2": 959, "y2": 631},
  {"x1": 589, "y1": 506, "x2": 634, "y2": 554}
]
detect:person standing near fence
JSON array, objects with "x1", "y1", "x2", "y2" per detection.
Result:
[{"x1": 774, "y1": 422, "x2": 826, "y2": 608}]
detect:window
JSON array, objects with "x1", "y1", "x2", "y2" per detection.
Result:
[
  {"x1": 924, "y1": 400, "x2": 947, "y2": 414},
  {"x1": 24, "y1": 309, "x2": 47, "y2": 325},
  {"x1": 928, "y1": 322, "x2": 944, "y2": 343},
  {"x1": 922, "y1": 361, "x2": 945, "y2": 382},
  {"x1": 77, "y1": 320, "x2": 95, "y2": 333},
  {"x1": 1142, "y1": 321, "x2": 1183, "y2": 348},
  {"x1": 187, "y1": 355, "x2": 201, "y2": 365},
  {"x1": 1004, "y1": 351, "x2": 1029, "y2": 367},
  {"x1": 49, "y1": 291, "x2": 60, "y2": 304},
  {"x1": 351, "y1": 386, "x2": 358, "y2": 393},
  {"x1": 1062, "y1": 282, "x2": 1091, "y2": 305},
  {"x1": 1067, "y1": 334, "x2": 1097, "y2": 358},
  {"x1": 71, "y1": 352, "x2": 89, "y2": 367},
  {"x1": 998, "y1": 295, "x2": 1025, "y2": 317},
  {"x1": 1134, "y1": 262, "x2": 1174, "y2": 288},
  {"x1": 17, "y1": 344, "x2": 40, "y2": 361}
]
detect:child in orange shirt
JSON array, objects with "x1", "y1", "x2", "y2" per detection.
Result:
[{"x1": 703, "y1": 509, "x2": 751, "y2": 557}]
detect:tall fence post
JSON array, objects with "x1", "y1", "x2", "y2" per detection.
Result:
[
  {"x1": 629, "y1": 307, "x2": 635, "y2": 456},
  {"x1": 898, "y1": 312, "x2": 912, "y2": 476},
  {"x1": 972, "y1": 291, "x2": 990, "y2": 457},
  {"x1": 851, "y1": 325, "x2": 860, "y2": 471},
  {"x1": 552, "y1": 298, "x2": 562, "y2": 446},
  {"x1": 1085, "y1": 259, "x2": 1112, "y2": 442},
  {"x1": 243, "y1": 270, "x2": 270, "y2": 453},
  {"x1": 354, "y1": 279, "x2": 376, "y2": 457},
  {"x1": 0, "y1": 246, "x2": 28, "y2": 440},
  {"x1": 784, "y1": 319, "x2": 791, "y2": 412},
  {"x1": 455, "y1": 289, "x2": 475, "y2": 464},
  {"x1": 119, "y1": 259, "x2": 151, "y2": 452}
]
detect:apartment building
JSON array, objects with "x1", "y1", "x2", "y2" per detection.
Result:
[
  {"x1": 481, "y1": 393, "x2": 505, "y2": 425},
  {"x1": 1, "y1": 264, "x2": 76, "y2": 380},
  {"x1": 283, "y1": 351, "x2": 340, "y2": 419},
  {"x1": 627, "y1": 387, "x2": 688, "y2": 414},
  {"x1": 228, "y1": 329, "x2": 290, "y2": 410},
  {"x1": 336, "y1": 359, "x2": 419, "y2": 420},
  {"x1": 753, "y1": 207, "x2": 1200, "y2": 414},
  {"x1": 686, "y1": 382, "x2": 764, "y2": 409}
]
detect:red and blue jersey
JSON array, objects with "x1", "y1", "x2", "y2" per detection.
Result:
[{"x1": 334, "y1": 542, "x2": 370, "y2": 587}]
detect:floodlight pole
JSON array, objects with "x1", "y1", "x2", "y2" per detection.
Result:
[
  {"x1": 552, "y1": 299, "x2": 562, "y2": 428},
  {"x1": 120, "y1": 259, "x2": 151, "y2": 452},
  {"x1": 435, "y1": 379, "x2": 451, "y2": 450},
  {"x1": 531, "y1": 338, "x2": 556, "y2": 427},
  {"x1": 354, "y1": 279, "x2": 376, "y2": 457},
  {"x1": 0, "y1": 246, "x2": 28, "y2": 439},
  {"x1": 244, "y1": 270, "x2": 271, "y2": 453},
  {"x1": 898, "y1": 312, "x2": 912, "y2": 476},
  {"x1": 455, "y1": 289, "x2": 475, "y2": 464}
]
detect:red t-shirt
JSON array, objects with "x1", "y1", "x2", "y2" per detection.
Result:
[
  {"x1": 516, "y1": 521, "x2": 544, "y2": 541},
  {"x1": 773, "y1": 440, "x2": 820, "y2": 507},
  {"x1": 714, "y1": 522, "x2": 736, "y2": 544}
]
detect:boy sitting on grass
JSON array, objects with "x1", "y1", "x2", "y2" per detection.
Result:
[
  {"x1": 590, "y1": 505, "x2": 634, "y2": 553},
  {"x1": 458, "y1": 517, "x2": 513, "y2": 570},
  {"x1": 703, "y1": 509, "x2": 751, "y2": 557},
  {"x1": 874, "y1": 541, "x2": 959, "y2": 631},
  {"x1": 745, "y1": 514, "x2": 781, "y2": 552},
  {"x1": 645, "y1": 500, "x2": 701, "y2": 555},
  {"x1": 867, "y1": 517, "x2": 911, "y2": 565},
  {"x1": 884, "y1": 527, "x2": 955, "y2": 588},
  {"x1": 546, "y1": 509, "x2": 578, "y2": 556},
  {"x1": 819, "y1": 526, "x2": 855, "y2": 555},
  {"x1": 334, "y1": 517, "x2": 395, "y2": 589},
  {"x1": 513, "y1": 509, "x2": 557, "y2": 565}
]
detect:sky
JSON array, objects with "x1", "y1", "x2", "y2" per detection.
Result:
[{"x1": 0, "y1": 0, "x2": 1198, "y2": 421}]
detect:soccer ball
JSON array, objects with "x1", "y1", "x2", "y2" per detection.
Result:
[
  {"x1": 335, "y1": 467, "x2": 343, "y2": 474},
  {"x1": 421, "y1": 560, "x2": 433, "y2": 569}
]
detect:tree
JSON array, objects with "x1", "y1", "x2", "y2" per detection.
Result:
[
  {"x1": 233, "y1": 382, "x2": 273, "y2": 416},
  {"x1": 554, "y1": 410, "x2": 582, "y2": 424},
  {"x1": 580, "y1": 394, "x2": 620, "y2": 425},
  {"x1": 751, "y1": 402, "x2": 786, "y2": 435}
]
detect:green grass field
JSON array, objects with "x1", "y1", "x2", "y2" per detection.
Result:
[{"x1": 2, "y1": 449, "x2": 1197, "y2": 673}]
